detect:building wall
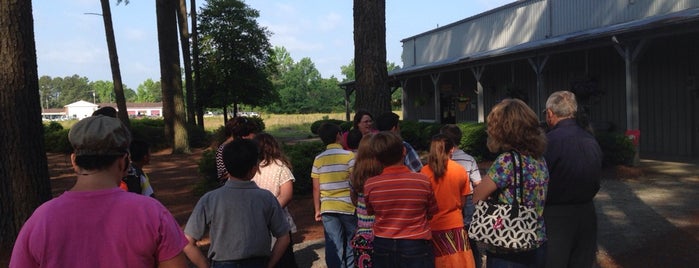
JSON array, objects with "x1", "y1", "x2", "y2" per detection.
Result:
[
  {"x1": 402, "y1": 0, "x2": 699, "y2": 68},
  {"x1": 402, "y1": 33, "x2": 699, "y2": 157}
]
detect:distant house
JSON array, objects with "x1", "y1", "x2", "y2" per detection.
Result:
[
  {"x1": 41, "y1": 101, "x2": 163, "y2": 120},
  {"x1": 65, "y1": 100, "x2": 98, "y2": 120},
  {"x1": 97, "y1": 102, "x2": 163, "y2": 117}
]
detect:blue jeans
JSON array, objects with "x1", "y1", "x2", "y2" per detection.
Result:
[
  {"x1": 372, "y1": 237, "x2": 434, "y2": 268},
  {"x1": 211, "y1": 257, "x2": 267, "y2": 268},
  {"x1": 322, "y1": 213, "x2": 357, "y2": 268},
  {"x1": 486, "y1": 244, "x2": 546, "y2": 268}
]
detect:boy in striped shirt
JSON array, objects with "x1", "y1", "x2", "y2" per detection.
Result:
[
  {"x1": 364, "y1": 131, "x2": 438, "y2": 268},
  {"x1": 312, "y1": 123, "x2": 357, "y2": 268}
]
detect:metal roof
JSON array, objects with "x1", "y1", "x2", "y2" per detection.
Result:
[{"x1": 389, "y1": 8, "x2": 699, "y2": 79}]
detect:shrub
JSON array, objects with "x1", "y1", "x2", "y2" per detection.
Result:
[
  {"x1": 596, "y1": 132, "x2": 636, "y2": 166},
  {"x1": 458, "y1": 122, "x2": 495, "y2": 161},
  {"x1": 130, "y1": 119, "x2": 167, "y2": 150},
  {"x1": 44, "y1": 127, "x2": 72, "y2": 153},
  {"x1": 283, "y1": 140, "x2": 325, "y2": 195},
  {"x1": 310, "y1": 119, "x2": 347, "y2": 135},
  {"x1": 399, "y1": 121, "x2": 441, "y2": 151},
  {"x1": 45, "y1": 121, "x2": 63, "y2": 132},
  {"x1": 193, "y1": 149, "x2": 220, "y2": 196}
]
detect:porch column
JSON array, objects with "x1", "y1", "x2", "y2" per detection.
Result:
[
  {"x1": 614, "y1": 38, "x2": 647, "y2": 165},
  {"x1": 342, "y1": 86, "x2": 354, "y2": 121},
  {"x1": 399, "y1": 79, "x2": 409, "y2": 119},
  {"x1": 471, "y1": 66, "x2": 485, "y2": 123},
  {"x1": 431, "y1": 73, "x2": 441, "y2": 123},
  {"x1": 528, "y1": 55, "x2": 549, "y2": 115}
]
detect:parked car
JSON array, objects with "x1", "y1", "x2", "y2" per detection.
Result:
[{"x1": 237, "y1": 111, "x2": 259, "y2": 117}]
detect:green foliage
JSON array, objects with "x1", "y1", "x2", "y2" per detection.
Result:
[
  {"x1": 340, "y1": 121, "x2": 352, "y2": 132},
  {"x1": 197, "y1": 0, "x2": 277, "y2": 111},
  {"x1": 129, "y1": 118, "x2": 211, "y2": 150},
  {"x1": 43, "y1": 124, "x2": 71, "y2": 153},
  {"x1": 135, "y1": 79, "x2": 162, "y2": 102},
  {"x1": 267, "y1": 56, "x2": 345, "y2": 114},
  {"x1": 282, "y1": 141, "x2": 325, "y2": 195},
  {"x1": 399, "y1": 121, "x2": 441, "y2": 151},
  {"x1": 596, "y1": 132, "x2": 636, "y2": 166},
  {"x1": 193, "y1": 149, "x2": 221, "y2": 196},
  {"x1": 45, "y1": 121, "x2": 63, "y2": 132},
  {"x1": 38, "y1": 75, "x2": 137, "y2": 108},
  {"x1": 457, "y1": 122, "x2": 495, "y2": 161},
  {"x1": 130, "y1": 119, "x2": 167, "y2": 150},
  {"x1": 310, "y1": 119, "x2": 348, "y2": 134}
]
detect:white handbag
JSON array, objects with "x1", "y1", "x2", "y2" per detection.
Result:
[{"x1": 468, "y1": 151, "x2": 540, "y2": 252}]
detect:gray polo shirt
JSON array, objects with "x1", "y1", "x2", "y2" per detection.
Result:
[{"x1": 185, "y1": 180, "x2": 290, "y2": 261}]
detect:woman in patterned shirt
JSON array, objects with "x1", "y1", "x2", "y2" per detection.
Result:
[{"x1": 473, "y1": 98, "x2": 549, "y2": 268}]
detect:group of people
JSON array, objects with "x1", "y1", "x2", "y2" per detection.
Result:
[
  {"x1": 313, "y1": 90, "x2": 602, "y2": 268},
  {"x1": 9, "y1": 90, "x2": 602, "y2": 268}
]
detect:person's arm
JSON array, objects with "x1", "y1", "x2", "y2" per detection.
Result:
[
  {"x1": 267, "y1": 233, "x2": 291, "y2": 268},
  {"x1": 312, "y1": 178, "x2": 321, "y2": 221},
  {"x1": 277, "y1": 180, "x2": 293, "y2": 208},
  {"x1": 473, "y1": 175, "x2": 498, "y2": 203},
  {"x1": 157, "y1": 252, "x2": 188, "y2": 268},
  {"x1": 182, "y1": 235, "x2": 208, "y2": 268}
]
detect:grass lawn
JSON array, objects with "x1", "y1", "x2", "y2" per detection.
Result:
[
  {"x1": 202, "y1": 112, "x2": 348, "y2": 141},
  {"x1": 55, "y1": 111, "x2": 402, "y2": 142}
]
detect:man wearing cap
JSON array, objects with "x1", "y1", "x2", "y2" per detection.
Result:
[{"x1": 10, "y1": 115, "x2": 188, "y2": 267}]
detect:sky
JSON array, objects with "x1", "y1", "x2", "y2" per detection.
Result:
[{"x1": 33, "y1": 0, "x2": 513, "y2": 89}]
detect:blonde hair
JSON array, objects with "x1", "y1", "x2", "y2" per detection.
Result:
[
  {"x1": 426, "y1": 134, "x2": 455, "y2": 181},
  {"x1": 351, "y1": 133, "x2": 383, "y2": 193},
  {"x1": 486, "y1": 99, "x2": 547, "y2": 158}
]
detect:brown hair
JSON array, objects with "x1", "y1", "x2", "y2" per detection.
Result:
[
  {"x1": 426, "y1": 134, "x2": 455, "y2": 181},
  {"x1": 350, "y1": 133, "x2": 383, "y2": 193},
  {"x1": 225, "y1": 117, "x2": 258, "y2": 139},
  {"x1": 486, "y1": 99, "x2": 547, "y2": 158},
  {"x1": 372, "y1": 131, "x2": 404, "y2": 166},
  {"x1": 254, "y1": 133, "x2": 292, "y2": 170}
]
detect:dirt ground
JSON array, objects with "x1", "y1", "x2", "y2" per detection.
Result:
[
  {"x1": 47, "y1": 148, "x2": 325, "y2": 244},
  {"x1": 46, "y1": 149, "x2": 699, "y2": 267}
]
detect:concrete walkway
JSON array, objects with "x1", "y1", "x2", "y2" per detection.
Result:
[{"x1": 291, "y1": 159, "x2": 699, "y2": 268}]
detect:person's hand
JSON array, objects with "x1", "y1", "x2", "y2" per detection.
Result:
[{"x1": 314, "y1": 212, "x2": 322, "y2": 222}]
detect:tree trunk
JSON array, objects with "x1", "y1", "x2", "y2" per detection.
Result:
[
  {"x1": 353, "y1": 0, "x2": 390, "y2": 117},
  {"x1": 176, "y1": 0, "x2": 195, "y2": 125},
  {"x1": 0, "y1": 1, "x2": 52, "y2": 264},
  {"x1": 191, "y1": 0, "x2": 204, "y2": 130},
  {"x1": 156, "y1": 0, "x2": 190, "y2": 154},
  {"x1": 100, "y1": 0, "x2": 131, "y2": 128}
]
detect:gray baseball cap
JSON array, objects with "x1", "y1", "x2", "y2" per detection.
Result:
[{"x1": 68, "y1": 115, "x2": 131, "y2": 156}]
